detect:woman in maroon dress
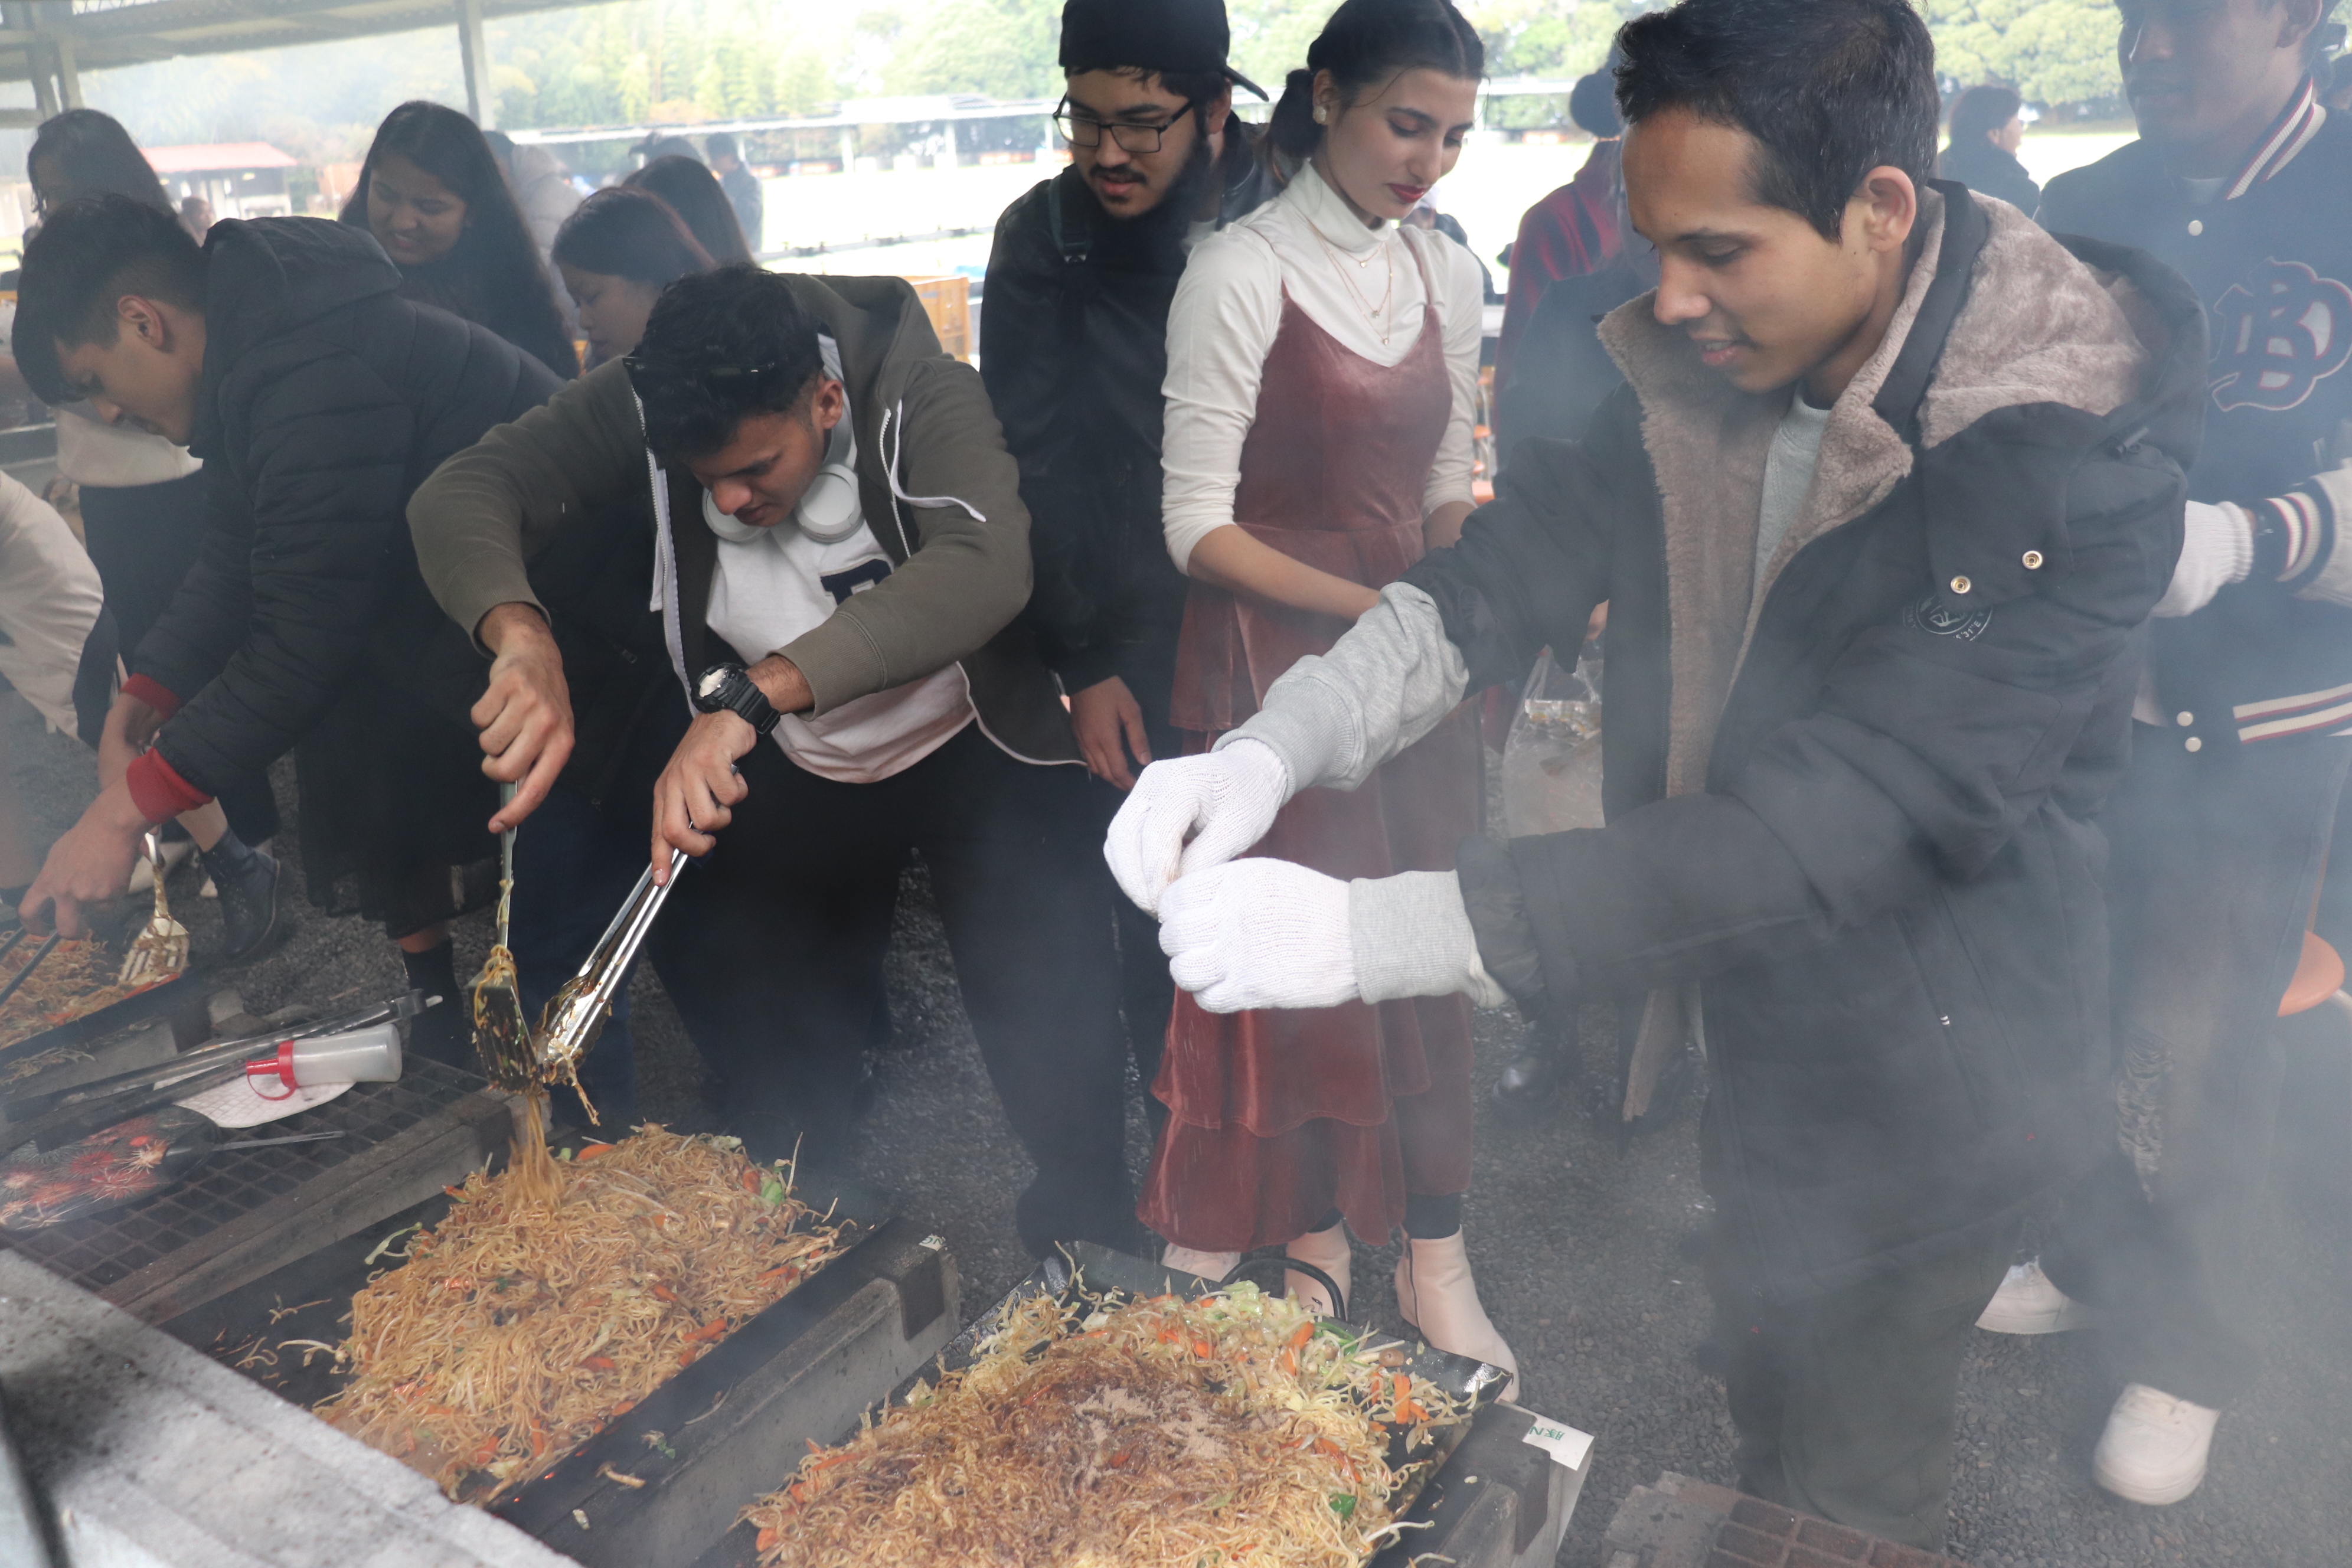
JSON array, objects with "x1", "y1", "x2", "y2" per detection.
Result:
[{"x1": 1148, "y1": 0, "x2": 1514, "y2": 1390}]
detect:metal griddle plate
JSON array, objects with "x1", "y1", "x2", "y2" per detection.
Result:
[
  {"x1": 162, "y1": 1136, "x2": 905, "y2": 1521},
  {"x1": 692, "y1": 1240, "x2": 1510, "y2": 1568},
  {"x1": 0, "y1": 1057, "x2": 491, "y2": 1302},
  {"x1": 0, "y1": 965, "x2": 213, "y2": 1084}
]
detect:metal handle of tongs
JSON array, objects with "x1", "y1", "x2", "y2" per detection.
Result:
[{"x1": 534, "y1": 848, "x2": 688, "y2": 1086}]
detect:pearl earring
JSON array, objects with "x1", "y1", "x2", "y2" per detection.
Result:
[{"x1": 1313, "y1": 106, "x2": 1328, "y2": 124}]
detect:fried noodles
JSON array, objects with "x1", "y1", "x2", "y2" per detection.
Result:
[
  {"x1": 743, "y1": 1283, "x2": 1465, "y2": 1568},
  {"x1": 320, "y1": 1125, "x2": 848, "y2": 1500},
  {"x1": 0, "y1": 939, "x2": 157, "y2": 1056}
]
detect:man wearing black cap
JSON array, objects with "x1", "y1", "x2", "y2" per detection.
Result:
[{"x1": 981, "y1": 0, "x2": 1273, "y2": 1111}]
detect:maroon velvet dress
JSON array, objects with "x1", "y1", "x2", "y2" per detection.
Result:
[{"x1": 1144, "y1": 248, "x2": 1482, "y2": 1254}]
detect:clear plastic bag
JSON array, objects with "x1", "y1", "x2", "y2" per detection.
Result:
[{"x1": 1500, "y1": 644, "x2": 1605, "y2": 839}]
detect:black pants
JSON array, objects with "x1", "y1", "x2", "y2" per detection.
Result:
[
  {"x1": 1715, "y1": 1217, "x2": 2022, "y2": 1553},
  {"x1": 646, "y1": 720, "x2": 1133, "y2": 1256},
  {"x1": 78, "y1": 475, "x2": 279, "y2": 845},
  {"x1": 2042, "y1": 728, "x2": 2352, "y2": 1406}
]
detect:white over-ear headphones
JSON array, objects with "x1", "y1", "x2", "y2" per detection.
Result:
[{"x1": 701, "y1": 410, "x2": 863, "y2": 544}]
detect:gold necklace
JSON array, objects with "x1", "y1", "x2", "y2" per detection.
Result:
[{"x1": 1309, "y1": 221, "x2": 1397, "y2": 346}]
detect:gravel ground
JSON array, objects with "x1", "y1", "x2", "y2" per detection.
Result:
[{"x1": 12, "y1": 697, "x2": 2350, "y2": 1566}]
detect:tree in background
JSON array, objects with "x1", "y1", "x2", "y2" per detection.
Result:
[
  {"x1": 71, "y1": 0, "x2": 2132, "y2": 165},
  {"x1": 1469, "y1": 0, "x2": 1655, "y2": 129},
  {"x1": 1920, "y1": 0, "x2": 2121, "y2": 109}
]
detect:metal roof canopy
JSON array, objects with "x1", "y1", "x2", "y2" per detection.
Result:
[{"x1": 0, "y1": 0, "x2": 589, "y2": 129}]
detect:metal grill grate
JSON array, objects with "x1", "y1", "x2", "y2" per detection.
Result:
[{"x1": 1, "y1": 1058, "x2": 487, "y2": 1294}]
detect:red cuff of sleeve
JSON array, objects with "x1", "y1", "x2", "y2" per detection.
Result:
[
  {"x1": 126, "y1": 749, "x2": 213, "y2": 824},
  {"x1": 122, "y1": 674, "x2": 184, "y2": 721}
]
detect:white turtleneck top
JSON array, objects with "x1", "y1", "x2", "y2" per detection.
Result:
[{"x1": 1160, "y1": 159, "x2": 1485, "y2": 573}]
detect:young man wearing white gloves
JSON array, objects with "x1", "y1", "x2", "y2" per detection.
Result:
[{"x1": 1110, "y1": 0, "x2": 2201, "y2": 1548}]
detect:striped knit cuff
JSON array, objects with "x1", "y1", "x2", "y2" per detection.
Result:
[{"x1": 2252, "y1": 486, "x2": 2334, "y2": 586}]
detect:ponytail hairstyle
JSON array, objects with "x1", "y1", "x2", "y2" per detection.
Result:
[{"x1": 1264, "y1": 0, "x2": 1485, "y2": 171}]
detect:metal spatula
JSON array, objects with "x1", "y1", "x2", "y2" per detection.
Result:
[
  {"x1": 469, "y1": 782, "x2": 535, "y2": 1092},
  {"x1": 119, "y1": 832, "x2": 188, "y2": 986}
]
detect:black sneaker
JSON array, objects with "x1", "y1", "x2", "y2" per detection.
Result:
[{"x1": 199, "y1": 842, "x2": 286, "y2": 963}]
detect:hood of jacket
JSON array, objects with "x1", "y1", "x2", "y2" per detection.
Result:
[
  {"x1": 191, "y1": 216, "x2": 403, "y2": 458},
  {"x1": 1598, "y1": 182, "x2": 2201, "y2": 797}
]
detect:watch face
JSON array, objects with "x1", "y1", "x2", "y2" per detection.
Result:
[{"x1": 698, "y1": 669, "x2": 730, "y2": 700}]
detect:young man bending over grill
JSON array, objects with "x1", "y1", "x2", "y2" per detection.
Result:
[
  {"x1": 1107, "y1": 0, "x2": 2201, "y2": 1547},
  {"x1": 11, "y1": 195, "x2": 560, "y2": 1060},
  {"x1": 407, "y1": 263, "x2": 1139, "y2": 1258}
]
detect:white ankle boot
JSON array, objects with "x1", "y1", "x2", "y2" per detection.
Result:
[
  {"x1": 1395, "y1": 1231, "x2": 1519, "y2": 1401},
  {"x1": 2093, "y1": 1383, "x2": 2221, "y2": 1505},
  {"x1": 1285, "y1": 1221, "x2": 1353, "y2": 1318},
  {"x1": 1161, "y1": 1243, "x2": 1241, "y2": 1284}
]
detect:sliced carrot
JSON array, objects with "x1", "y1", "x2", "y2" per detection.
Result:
[
  {"x1": 755, "y1": 1265, "x2": 799, "y2": 1285},
  {"x1": 1192, "y1": 1340, "x2": 1214, "y2": 1358},
  {"x1": 684, "y1": 1318, "x2": 730, "y2": 1343},
  {"x1": 580, "y1": 1355, "x2": 616, "y2": 1371},
  {"x1": 651, "y1": 1283, "x2": 682, "y2": 1304},
  {"x1": 576, "y1": 1143, "x2": 617, "y2": 1159},
  {"x1": 612, "y1": 1400, "x2": 635, "y2": 1416},
  {"x1": 1288, "y1": 1322, "x2": 1315, "y2": 1351},
  {"x1": 755, "y1": 1527, "x2": 780, "y2": 1553}
]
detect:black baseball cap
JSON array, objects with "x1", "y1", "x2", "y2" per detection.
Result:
[{"x1": 1059, "y1": 0, "x2": 1269, "y2": 100}]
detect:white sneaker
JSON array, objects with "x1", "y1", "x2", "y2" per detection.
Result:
[
  {"x1": 1395, "y1": 1231, "x2": 1520, "y2": 1402},
  {"x1": 1977, "y1": 1260, "x2": 2099, "y2": 1334},
  {"x1": 1160, "y1": 1243, "x2": 1240, "y2": 1284},
  {"x1": 1285, "y1": 1220, "x2": 1353, "y2": 1318},
  {"x1": 2093, "y1": 1383, "x2": 2220, "y2": 1505}
]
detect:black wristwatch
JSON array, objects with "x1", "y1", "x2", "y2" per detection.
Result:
[{"x1": 693, "y1": 662, "x2": 781, "y2": 736}]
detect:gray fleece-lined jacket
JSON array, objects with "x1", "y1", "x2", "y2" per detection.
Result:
[{"x1": 1226, "y1": 187, "x2": 2207, "y2": 1303}]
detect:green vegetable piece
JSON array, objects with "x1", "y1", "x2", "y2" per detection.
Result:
[
  {"x1": 1330, "y1": 1493, "x2": 1357, "y2": 1518},
  {"x1": 759, "y1": 1174, "x2": 788, "y2": 1207}
]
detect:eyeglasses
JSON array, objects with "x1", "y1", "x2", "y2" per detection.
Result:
[
  {"x1": 622, "y1": 353, "x2": 792, "y2": 403},
  {"x1": 1051, "y1": 97, "x2": 1200, "y2": 154}
]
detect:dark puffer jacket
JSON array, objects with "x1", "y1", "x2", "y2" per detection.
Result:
[
  {"x1": 133, "y1": 217, "x2": 560, "y2": 798},
  {"x1": 1425, "y1": 188, "x2": 2206, "y2": 1302}
]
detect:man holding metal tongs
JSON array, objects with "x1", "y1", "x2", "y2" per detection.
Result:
[{"x1": 409, "y1": 264, "x2": 1142, "y2": 1259}]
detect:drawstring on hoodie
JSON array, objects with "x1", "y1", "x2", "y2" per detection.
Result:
[{"x1": 644, "y1": 392, "x2": 994, "y2": 706}]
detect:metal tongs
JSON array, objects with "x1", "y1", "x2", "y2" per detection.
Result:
[
  {"x1": 533, "y1": 848, "x2": 689, "y2": 1123},
  {"x1": 2, "y1": 990, "x2": 434, "y2": 1152}
]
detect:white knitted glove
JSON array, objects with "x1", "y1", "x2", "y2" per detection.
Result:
[
  {"x1": 2154, "y1": 501, "x2": 2254, "y2": 618},
  {"x1": 1158, "y1": 861, "x2": 1511, "y2": 1014},
  {"x1": 1105, "y1": 738, "x2": 1292, "y2": 916},
  {"x1": 1159, "y1": 858, "x2": 1356, "y2": 1012}
]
